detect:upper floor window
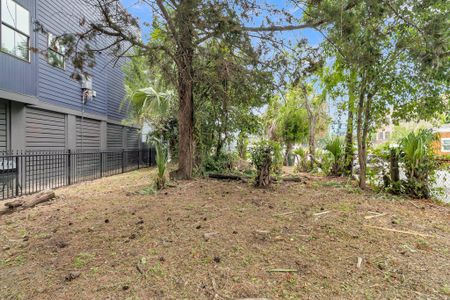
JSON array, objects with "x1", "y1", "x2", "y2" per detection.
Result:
[
  {"x1": 0, "y1": 0, "x2": 30, "y2": 61},
  {"x1": 442, "y1": 138, "x2": 450, "y2": 153},
  {"x1": 48, "y1": 33, "x2": 65, "y2": 69}
]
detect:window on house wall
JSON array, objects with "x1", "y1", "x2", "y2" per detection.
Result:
[
  {"x1": 378, "y1": 131, "x2": 384, "y2": 141},
  {"x1": 442, "y1": 138, "x2": 450, "y2": 153},
  {"x1": 47, "y1": 33, "x2": 65, "y2": 69},
  {"x1": 0, "y1": 0, "x2": 30, "y2": 61}
]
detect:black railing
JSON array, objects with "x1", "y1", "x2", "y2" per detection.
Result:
[{"x1": 0, "y1": 148, "x2": 156, "y2": 200}]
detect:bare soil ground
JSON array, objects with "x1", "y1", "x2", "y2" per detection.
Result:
[{"x1": 0, "y1": 168, "x2": 449, "y2": 300}]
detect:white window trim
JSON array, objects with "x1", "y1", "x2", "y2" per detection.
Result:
[
  {"x1": 442, "y1": 138, "x2": 450, "y2": 153},
  {"x1": 0, "y1": 0, "x2": 31, "y2": 62},
  {"x1": 47, "y1": 33, "x2": 66, "y2": 70}
]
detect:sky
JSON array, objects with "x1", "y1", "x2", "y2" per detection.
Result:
[
  {"x1": 118, "y1": 1, "x2": 345, "y2": 133},
  {"x1": 119, "y1": 0, "x2": 323, "y2": 45}
]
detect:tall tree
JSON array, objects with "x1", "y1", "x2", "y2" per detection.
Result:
[
  {"x1": 51, "y1": 0, "x2": 328, "y2": 179},
  {"x1": 273, "y1": 96, "x2": 309, "y2": 166},
  {"x1": 307, "y1": 0, "x2": 449, "y2": 188}
]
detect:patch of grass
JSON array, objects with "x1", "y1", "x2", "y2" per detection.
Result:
[
  {"x1": 147, "y1": 263, "x2": 164, "y2": 277},
  {"x1": 326, "y1": 226, "x2": 339, "y2": 236},
  {"x1": 441, "y1": 284, "x2": 450, "y2": 296},
  {"x1": 344, "y1": 186, "x2": 363, "y2": 194},
  {"x1": 415, "y1": 239, "x2": 432, "y2": 251},
  {"x1": 148, "y1": 248, "x2": 158, "y2": 256},
  {"x1": 331, "y1": 202, "x2": 356, "y2": 213},
  {"x1": 73, "y1": 252, "x2": 94, "y2": 268},
  {"x1": 231, "y1": 245, "x2": 243, "y2": 254},
  {"x1": 340, "y1": 282, "x2": 352, "y2": 292},
  {"x1": 139, "y1": 186, "x2": 156, "y2": 195},
  {"x1": 297, "y1": 246, "x2": 305, "y2": 254},
  {"x1": 0, "y1": 255, "x2": 26, "y2": 267},
  {"x1": 242, "y1": 254, "x2": 254, "y2": 266},
  {"x1": 199, "y1": 256, "x2": 211, "y2": 265},
  {"x1": 305, "y1": 236, "x2": 317, "y2": 242},
  {"x1": 18, "y1": 228, "x2": 28, "y2": 239},
  {"x1": 320, "y1": 181, "x2": 345, "y2": 188},
  {"x1": 36, "y1": 232, "x2": 52, "y2": 239},
  {"x1": 432, "y1": 223, "x2": 450, "y2": 233}
]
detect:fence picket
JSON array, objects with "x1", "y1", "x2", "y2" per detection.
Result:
[{"x1": 0, "y1": 148, "x2": 155, "y2": 201}]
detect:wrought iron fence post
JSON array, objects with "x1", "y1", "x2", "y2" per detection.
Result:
[
  {"x1": 100, "y1": 152, "x2": 104, "y2": 177},
  {"x1": 138, "y1": 149, "x2": 140, "y2": 169},
  {"x1": 122, "y1": 149, "x2": 125, "y2": 173},
  {"x1": 15, "y1": 155, "x2": 20, "y2": 196},
  {"x1": 67, "y1": 150, "x2": 72, "y2": 185},
  {"x1": 148, "y1": 148, "x2": 151, "y2": 167}
]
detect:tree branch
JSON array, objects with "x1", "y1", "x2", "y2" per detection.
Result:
[{"x1": 241, "y1": 21, "x2": 325, "y2": 32}]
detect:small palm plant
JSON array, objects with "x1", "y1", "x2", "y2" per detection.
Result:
[
  {"x1": 294, "y1": 147, "x2": 311, "y2": 172},
  {"x1": 324, "y1": 136, "x2": 344, "y2": 176},
  {"x1": 153, "y1": 137, "x2": 168, "y2": 190},
  {"x1": 400, "y1": 129, "x2": 438, "y2": 198},
  {"x1": 129, "y1": 86, "x2": 174, "y2": 127}
]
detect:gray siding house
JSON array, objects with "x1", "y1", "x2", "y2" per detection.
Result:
[{"x1": 0, "y1": 0, "x2": 140, "y2": 152}]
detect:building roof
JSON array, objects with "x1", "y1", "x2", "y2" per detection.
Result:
[{"x1": 436, "y1": 124, "x2": 450, "y2": 133}]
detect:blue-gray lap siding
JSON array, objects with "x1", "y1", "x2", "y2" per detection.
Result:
[
  {"x1": 1, "y1": 0, "x2": 137, "y2": 153},
  {"x1": 0, "y1": 0, "x2": 37, "y2": 96},
  {"x1": 35, "y1": 0, "x2": 128, "y2": 121}
]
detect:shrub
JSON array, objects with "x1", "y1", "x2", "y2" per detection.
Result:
[
  {"x1": 271, "y1": 141, "x2": 283, "y2": 175},
  {"x1": 324, "y1": 136, "x2": 345, "y2": 176},
  {"x1": 251, "y1": 140, "x2": 276, "y2": 187},
  {"x1": 294, "y1": 147, "x2": 311, "y2": 172},
  {"x1": 202, "y1": 152, "x2": 237, "y2": 173},
  {"x1": 370, "y1": 145, "x2": 402, "y2": 194},
  {"x1": 400, "y1": 129, "x2": 438, "y2": 199}
]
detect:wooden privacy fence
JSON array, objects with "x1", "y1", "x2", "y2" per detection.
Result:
[{"x1": 0, "y1": 148, "x2": 156, "y2": 200}]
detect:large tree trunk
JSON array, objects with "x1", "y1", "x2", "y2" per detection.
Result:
[
  {"x1": 237, "y1": 133, "x2": 247, "y2": 160},
  {"x1": 344, "y1": 109, "x2": 354, "y2": 175},
  {"x1": 174, "y1": 60, "x2": 194, "y2": 179},
  {"x1": 215, "y1": 135, "x2": 223, "y2": 158},
  {"x1": 172, "y1": 1, "x2": 195, "y2": 180},
  {"x1": 301, "y1": 84, "x2": 316, "y2": 170},
  {"x1": 308, "y1": 117, "x2": 316, "y2": 170},
  {"x1": 344, "y1": 69, "x2": 357, "y2": 175},
  {"x1": 357, "y1": 90, "x2": 373, "y2": 190},
  {"x1": 361, "y1": 94, "x2": 372, "y2": 187},
  {"x1": 356, "y1": 77, "x2": 368, "y2": 189}
]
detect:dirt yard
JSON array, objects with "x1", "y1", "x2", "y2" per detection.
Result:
[{"x1": 0, "y1": 168, "x2": 449, "y2": 300}]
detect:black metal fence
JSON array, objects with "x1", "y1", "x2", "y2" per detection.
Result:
[{"x1": 0, "y1": 148, "x2": 156, "y2": 200}]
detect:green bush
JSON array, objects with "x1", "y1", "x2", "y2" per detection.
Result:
[
  {"x1": 400, "y1": 129, "x2": 438, "y2": 199},
  {"x1": 373, "y1": 130, "x2": 439, "y2": 198},
  {"x1": 202, "y1": 152, "x2": 237, "y2": 173},
  {"x1": 294, "y1": 147, "x2": 311, "y2": 172},
  {"x1": 251, "y1": 140, "x2": 277, "y2": 187},
  {"x1": 324, "y1": 136, "x2": 345, "y2": 176},
  {"x1": 271, "y1": 141, "x2": 283, "y2": 175}
]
